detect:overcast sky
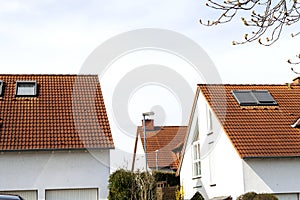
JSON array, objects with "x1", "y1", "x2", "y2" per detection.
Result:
[
  {"x1": 0, "y1": 0, "x2": 298, "y2": 82},
  {"x1": 0, "y1": 1, "x2": 299, "y2": 147}
]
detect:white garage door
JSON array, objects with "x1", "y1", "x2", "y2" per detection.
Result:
[
  {"x1": 0, "y1": 190, "x2": 37, "y2": 200},
  {"x1": 46, "y1": 188, "x2": 98, "y2": 200},
  {"x1": 276, "y1": 193, "x2": 299, "y2": 200}
]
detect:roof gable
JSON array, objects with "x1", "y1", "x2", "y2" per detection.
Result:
[
  {"x1": 137, "y1": 126, "x2": 187, "y2": 171},
  {"x1": 0, "y1": 74, "x2": 114, "y2": 151}
]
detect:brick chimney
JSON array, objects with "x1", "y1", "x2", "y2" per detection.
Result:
[
  {"x1": 142, "y1": 119, "x2": 155, "y2": 131},
  {"x1": 293, "y1": 77, "x2": 300, "y2": 85}
]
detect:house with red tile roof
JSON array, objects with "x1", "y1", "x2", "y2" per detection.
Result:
[
  {"x1": 132, "y1": 119, "x2": 187, "y2": 172},
  {"x1": 178, "y1": 78, "x2": 300, "y2": 200},
  {"x1": 0, "y1": 74, "x2": 114, "y2": 200}
]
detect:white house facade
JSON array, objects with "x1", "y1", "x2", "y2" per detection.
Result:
[
  {"x1": 178, "y1": 81, "x2": 300, "y2": 200},
  {"x1": 0, "y1": 75, "x2": 115, "y2": 200},
  {"x1": 243, "y1": 158, "x2": 300, "y2": 200},
  {"x1": 0, "y1": 150, "x2": 110, "y2": 200}
]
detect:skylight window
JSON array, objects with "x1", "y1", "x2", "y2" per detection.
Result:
[
  {"x1": 0, "y1": 80, "x2": 3, "y2": 96},
  {"x1": 232, "y1": 90, "x2": 278, "y2": 106},
  {"x1": 16, "y1": 81, "x2": 37, "y2": 97}
]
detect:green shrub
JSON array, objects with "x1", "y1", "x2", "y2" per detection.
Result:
[
  {"x1": 237, "y1": 192, "x2": 278, "y2": 200},
  {"x1": 108, "y1": 169, "x2": 133, "y2": 200},
  {"x1": 175, "y1": 186, "x2": 184, "y2": 200},
  {"x1": 108, "y1": 169, "x2": 156, "y2": 200},
  {"x1": 253, "y1": 193, "x2": 278, "y2": 200},
  {"x1": 132, "y1": 170, "x2": 156, "y2": 200},
  {"x1": 237, "y1": 192, "x2": 257, "y2": 200},
  {"x1": 191, "y1": 191, "x2": 205, "y2": 200}
]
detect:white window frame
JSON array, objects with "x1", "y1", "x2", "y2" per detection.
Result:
[
  {"x1": 192, "y1": 140, "x2": 201, "y2": 178},
  {"x1": 206, "y1": 105, "x2": 213, "y2": 133},
  {"x1": 15, "y1": 81, "x2": 37, "y2": 97}
]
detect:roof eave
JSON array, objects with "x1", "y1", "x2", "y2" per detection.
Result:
[
  {"x1": 176, "y1": 86, "x2": 201, "y2": 176},
  {"x1": 242, "y1": 155, "x2": 300, "y2": 160},
  {"x1": 0, "y1": 146, "x2": 115, "y2": 153}
]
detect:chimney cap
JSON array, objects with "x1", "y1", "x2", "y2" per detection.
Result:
[{"x1": 142, "y1": 111, "x2": 155, "y2": 117}]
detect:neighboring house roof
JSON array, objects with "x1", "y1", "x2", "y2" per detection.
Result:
[
  {"x1": 197, "y1": 84, "x2": 300, "y2": 158},
  {"x1": 136, "y1": 125, "x2": 187, "y2": 171},
  {"x1": 0, "y1": 74, "x2": 114, "y2": 151}
]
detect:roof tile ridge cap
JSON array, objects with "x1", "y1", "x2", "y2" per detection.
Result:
[
  {"x1": 197, "y1": 83, "x2": 287, "y2": 86},
  {"x1": 0, "y1": 74, "x2": 98, "y2": 76},
  {"x1": 75, "y1": 74, "x2": 99, "y2": 76},
  {"x1": 197, "y1": 83, "x2": 225, "y2": 86},
  {"x1": 159, "y1": 126, "x2": 188, "y2": 128}
]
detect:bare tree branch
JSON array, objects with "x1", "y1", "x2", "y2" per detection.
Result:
[{"x1": 200, "y1": 0, "x2": 300, "y2": 69}]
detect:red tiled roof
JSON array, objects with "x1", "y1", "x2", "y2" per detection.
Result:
[
  {"x1": 0, "y1": 74, "x2": 114, "y2": 151},
  {"x1": 138, "y1": 126, "x2": 187, "y2": 171},
  {"x1": 199, "y1": 84, "x2": 300, "y2": 158}
]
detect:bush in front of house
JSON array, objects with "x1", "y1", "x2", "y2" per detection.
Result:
[
  {"x1": 132, "y1": 170, "x2": 156, "y2": 200},
  {"x1": 237, "y1": 192, "x2": 257, "y2": 200},
  {"x1": 191, "y1": 191, "x2": 205, "y2": 200},
  {"x1": 253, "y1": 193, "x2": 278, "y2": 200},
  {"x1": 108, "y1": 169, "x2": 156, "y2": 200},
  {"x1": 108, "y1": 169, "x2": 133, "y2": 200},
  {"x1": 237, "y1": 192, "x2": 278, "y2": 200}
]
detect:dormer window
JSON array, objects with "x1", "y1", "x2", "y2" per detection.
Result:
[
  {"x1": 232, "y1": 90, "x2": 278, "y2": 106},
  {"x1": 16, "y1": 81, "x2": 37, "y2": 97},
  {"x1": 0, "y1": 80, "x2": 3, "y2": 96}
]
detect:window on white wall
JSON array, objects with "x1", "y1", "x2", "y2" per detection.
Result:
[
  {"x1": 206, "y1": 105, "x2": 213, "y2": 133},
  {"x1": 209, "y1": 141, "x2": 216, "y2": 186},
  {"x1": 192, "y1": 120, "x2": 201, "y2": 178},
  {"x1": 192, "y1": 140, "x2": 201, "y2": 177}
]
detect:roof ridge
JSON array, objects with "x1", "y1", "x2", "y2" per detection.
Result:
[
  {"x1": 137, "y1": 125, "x2": 187, "y2": 128},
  {"x1": 198, "y1": 83, "x2": 288, "y2": 86},
  {"x1": 0, "y1": 74, "x2": 98, "y2": 76}
]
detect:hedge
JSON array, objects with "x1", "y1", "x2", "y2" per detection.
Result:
[
  {"x1": 237, "y1": 192, "x2": 278, "y2": 200},
  {"x1": 108, "y1": 169, "x2": 156, "y2": 200}
]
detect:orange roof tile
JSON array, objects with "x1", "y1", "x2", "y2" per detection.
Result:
[
  {"x1": 0, "y1": 74, "x2": 114, "y2": 151},
  {"x1": 138, "y1": 126, "x2": 187, "y2": 171},
  {"x1": 199, "y1": 84, "x2": 300, "y2": 158}
]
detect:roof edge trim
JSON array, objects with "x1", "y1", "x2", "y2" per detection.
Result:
[
  {"x1": 0, "y1": 147, "x2": 115, "y2": 153},
  {"x1": 243, "y1": 155, "x2": 300, "y2": 160}
]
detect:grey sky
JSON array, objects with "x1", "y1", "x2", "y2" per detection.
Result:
[
  {"x1": 0, "y1": 0, "x2": 299, "y2": 154},
  {"x1": 0, "y1": 0, "x2": 297, "y2": 83}
]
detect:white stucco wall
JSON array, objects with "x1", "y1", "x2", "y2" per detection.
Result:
[
  {"x1": 180, "y1": 100, "x2": 208, "y2": 199},
  {"x1": 243, "y1": 158, "x2": 300, "y2": 199},
  {"x1": 180, "y1": 90, "x2": 300, "y2": 200},
  {"x1": 203, "y1": 123, "x2": 244, "y2": 199},
  {"x1": 0, "y1": 149, "x2": 110, "y2": 200},
  {"x1": 180, "y1": 91, "x2": 244, "y2": 199},
  {"x1": 130, "y1": 133, "x2": 148, "y2": 172}
]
